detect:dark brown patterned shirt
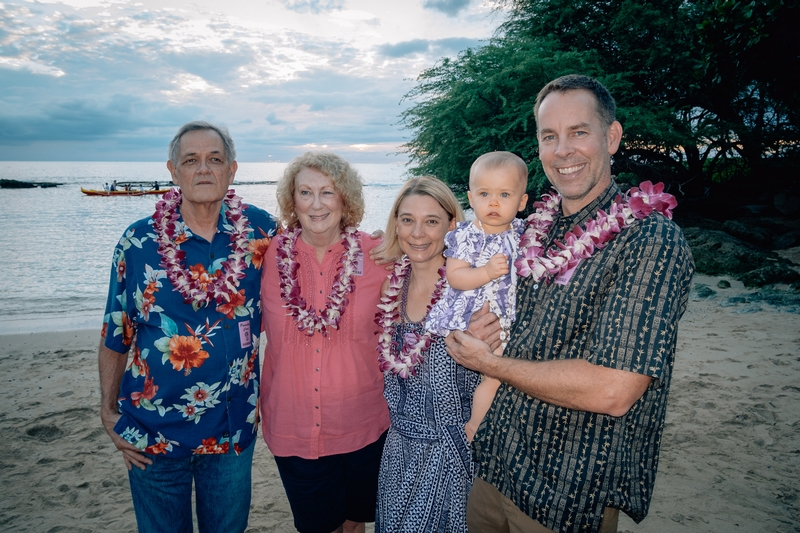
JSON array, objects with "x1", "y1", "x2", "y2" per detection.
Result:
[{"x1": 472, "y1": 183, "x2": 695, "y2": 532}]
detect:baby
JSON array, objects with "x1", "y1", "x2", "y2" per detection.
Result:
[{"x1": 425, "y1": 151, "x2": 528, "y2": 441}]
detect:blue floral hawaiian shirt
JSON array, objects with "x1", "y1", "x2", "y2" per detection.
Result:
[{"x1": 102, "y1": 195, "x2": 276, "y2": 458}]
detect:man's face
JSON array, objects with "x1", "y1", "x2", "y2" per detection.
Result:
[
  {"x1": 167, "y1": 129, "x2": 236, "y2": 207},
  {"x1": 536, "y1": 89, "x2": 622, "y2": 215}
]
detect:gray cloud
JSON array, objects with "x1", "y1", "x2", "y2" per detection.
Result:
[
  {"x1": 0, "y1": 1, "x2": 490, "y2": 163},
  {"x1": 423, "y1": 0, "x2": 472, "y2": 17},
  {"x1": 265, "y1": 112, "x2": 287, "y2": 125},
  {"x1": 0, "y1": 95, "x2": 182, "y2": 143},
  {"x1": 162, "y1": 49, "x2": 255, "y2": 85},
  {"x1": 282, "y1": 0, "x2": 344, "y2": 14},
  {"x1": 378, "y1": 39, "x2": 431, "y2": 58},
  {"x1": 377, "y1": 37, "x2": 482, "y2": 58}
]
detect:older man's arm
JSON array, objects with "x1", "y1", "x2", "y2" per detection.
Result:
[
  {"x1": 445, "y1": 331, "x2": 651, "y2": 417},
  {"x1": 98, "y1": 341, "x2": 153, "y2": 470}
]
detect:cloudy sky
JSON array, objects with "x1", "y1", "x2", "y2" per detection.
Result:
[{"x1": 0, "y1": 0, "x2": 505, "y2": 162}]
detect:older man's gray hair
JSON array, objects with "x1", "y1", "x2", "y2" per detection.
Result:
[{"x1": 168, "y1": 121, "x2": 236, "y2": 167}]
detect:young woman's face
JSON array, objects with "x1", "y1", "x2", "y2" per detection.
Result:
[{"x1": 395, "y1": 194, "x2": 455, "y2": 265}]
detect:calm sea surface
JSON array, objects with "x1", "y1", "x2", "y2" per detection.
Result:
[{"x1": 0, "y1": 161, "x2": 408, "y2": 334}]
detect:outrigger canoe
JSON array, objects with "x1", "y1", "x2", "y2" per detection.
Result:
[
  {"x1": 81, "y1": 181, "x2": 170, "y2": 196},
  {"x1": 81, "y1": 188, "x2": 170, "y2": 196}
]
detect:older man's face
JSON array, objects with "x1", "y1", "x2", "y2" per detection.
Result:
[{"x1": 167, "y1": 129, "x2": 236, "y2": 207}]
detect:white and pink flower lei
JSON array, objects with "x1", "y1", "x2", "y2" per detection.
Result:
[
  {"x1": 375, "y1": 255, "x2": 447, "y2": 378},
  {"x1": 515, "y1": 181, "x2": 677, "y2": 281},
  {"x1": 276, "y1": 225, "x2": 361, "y2": 336},
  {"x1": 153, "y1": 188, "x2": 252, "y2": 310}
]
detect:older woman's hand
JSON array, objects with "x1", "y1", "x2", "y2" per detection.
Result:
[{"x1": 367, "y1": 229, "x2": 399, "y2": 269}]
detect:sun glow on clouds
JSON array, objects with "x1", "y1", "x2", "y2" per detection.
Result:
[
  {"x1": 161, "y1": 73, "x2": 225, "y2": 101},
  {"x1": 0, "y1": 57, "x2": 66, "y2": 77},
  {"x1": 0, "y1": 0, "x2": 499, "y2": 162}
]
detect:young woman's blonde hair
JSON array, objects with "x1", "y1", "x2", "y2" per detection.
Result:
[
  {"x1": 375, "y1": 176, "x2": 465, "y2": 261},
  {"x1": 276, "y1": 151, "x2": 365, "y2": 229}
]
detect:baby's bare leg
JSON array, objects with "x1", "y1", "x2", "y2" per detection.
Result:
[{"x1": 465, "y1": 344, "x2": 504, "y2": 442}]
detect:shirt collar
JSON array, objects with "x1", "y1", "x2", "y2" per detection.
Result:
[
  {"x1": 176, "y1": 202, "x2": 228, "y2": 241},
  {"x1": 559, "y1": 180, "x2": 621, "y2": 229}
]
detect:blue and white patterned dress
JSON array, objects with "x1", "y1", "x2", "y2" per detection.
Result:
[
  {"x1": 424, "y1": 218, "x2": 524, "y2": 337},
  {"x1": 376, "y1": 275, "x2": 482, "y2": 533}
]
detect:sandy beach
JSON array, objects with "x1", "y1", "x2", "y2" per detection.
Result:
[{"x1": 1, "y1": 274, "x2": 798, "y2": 532}]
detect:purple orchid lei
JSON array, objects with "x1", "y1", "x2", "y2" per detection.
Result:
[
  {"x1": 375, "y1": 255, "x2": 447, "y2": 378},
  {"x1": 515, "y1": 181, "x2": 677, "y2": 281},
  {"x1": 276, "y1": 224, "x2": 361, "y2": 336},
  {"x1": 152, "y1": 188, "x2": 251, "y2": 311}
]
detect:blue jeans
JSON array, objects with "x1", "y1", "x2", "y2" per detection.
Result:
[{"x1": 127, "y1": 439, "x2": 254, "y2": 533}]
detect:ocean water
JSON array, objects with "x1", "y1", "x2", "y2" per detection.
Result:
[{"x1": 0, "y1": 161, "x2": 409, "y2": 334}]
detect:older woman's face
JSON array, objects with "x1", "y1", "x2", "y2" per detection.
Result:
[
  {"x1": 395, "y1": 194, "x2": 455, "y2": 265},
  {"x1": 294, "y1": 166, "x2": 344, "y2": 244}
]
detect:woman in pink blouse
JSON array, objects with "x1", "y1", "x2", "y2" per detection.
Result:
[{"x1": 260, "y1": 151, "x2": 389, "y2": 533}]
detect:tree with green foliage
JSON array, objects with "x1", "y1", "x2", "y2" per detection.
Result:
[
  {"x1": 400, "y1": 0, "x2": 800, "y2": 200},
  {"x1": 696, "y1": 0, "x2": 800, "y2": 176},
  {"x1": 399, "y1": 37, "x2": 603, "y2": 197}
]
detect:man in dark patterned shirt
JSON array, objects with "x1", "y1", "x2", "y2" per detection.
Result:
[{"x1": 446, "y1": 75, "x2": 695, "y2": 533}]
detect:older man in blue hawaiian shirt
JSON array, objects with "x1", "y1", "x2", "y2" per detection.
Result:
[{"x1": 98, "y1": 121, "x2": 276, "y2": 533}]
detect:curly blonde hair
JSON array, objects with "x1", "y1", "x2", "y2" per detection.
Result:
[
  {"x1": 276, "y1": 151, "x2": 365, "y2": 229},
  {"x1": 375, "y1": 176, "x2": 465, "y2": 261}
]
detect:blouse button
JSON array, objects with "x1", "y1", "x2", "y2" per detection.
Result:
[{"x1": 533, "y1": 284, "x2": 539, "y2": 289}]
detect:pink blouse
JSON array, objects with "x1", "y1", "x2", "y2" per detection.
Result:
[{"x1": 260, "y1": 231, "x2": 390, "y2": 459}]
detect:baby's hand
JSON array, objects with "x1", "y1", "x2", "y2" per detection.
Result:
[{"x1": 485, "y1": 253, "x2": 509, "y2": 280}]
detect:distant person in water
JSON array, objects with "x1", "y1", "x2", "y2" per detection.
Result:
[{"x1": 97, "y1": 120, "x2": 277, "y2": 533}]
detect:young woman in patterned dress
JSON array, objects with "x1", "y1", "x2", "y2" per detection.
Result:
[{"x1": 374, "y1": 176, "x2": 482, "y2": 532}]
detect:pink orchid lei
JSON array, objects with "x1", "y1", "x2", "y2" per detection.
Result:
[
  {"x1": 375, "y1": 255, "x2": 447, "y2": 378},
  {"x1": 276, "y1": 225, "x2": 361, "y2": 336},
  {"x1": 515, "y1": 181, "x2": 677, "y2": 281},
  {"x1": 153, "y1": 188, "x2": 251, "y2": 311}
]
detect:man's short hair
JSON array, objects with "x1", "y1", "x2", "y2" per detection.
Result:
[
  {"x1": 470, "y1": 151, "x2": 529, "y2": 190},
  {"x1": 168, "y1": 121, "x2": 236, "y2": 167},
  {"x1": 534, "y1": 75, "x2": 617, "y2": 130}
]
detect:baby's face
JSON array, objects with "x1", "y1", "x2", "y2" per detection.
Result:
[{"x1": 468, "y1": 167, "x2": 528, "y2": 234}]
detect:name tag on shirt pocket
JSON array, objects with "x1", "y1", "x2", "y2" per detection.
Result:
[
  {"x1": 554, "y1": 261, "x2": 579, "y2": 285},
  {"x1": 239, "y1": 320, "x2": 251, "y2": 349},
  {"x1": 354, "y1": 252, "x2": 364, "y2": 276}
]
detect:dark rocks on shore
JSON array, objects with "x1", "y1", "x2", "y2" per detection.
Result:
[
  {"x1": 676, "y1": 213, "x2": 800, "y2": 289},
  {"x1": 0, "y1": 179, "x2": 60, "y2": 189}
]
